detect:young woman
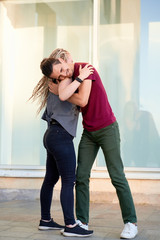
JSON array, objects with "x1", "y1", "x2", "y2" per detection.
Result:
[{"x1": 30, "y1": 48, "x2": 93, "y2": 237}]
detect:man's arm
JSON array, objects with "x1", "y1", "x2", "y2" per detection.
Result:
[{"x1": 67, "y1": 79, "x2": 92, "y2": 107}]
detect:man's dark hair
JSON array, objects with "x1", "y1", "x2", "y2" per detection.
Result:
[{"x1": 40, "y1": 58, "x2": 61, "y2": 78}]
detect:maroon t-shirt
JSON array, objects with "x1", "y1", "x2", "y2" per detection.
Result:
[{"x1": 73, "y1": 62, "x2": 116, "y2": 131}]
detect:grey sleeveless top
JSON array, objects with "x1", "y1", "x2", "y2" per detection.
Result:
[{"x1": 42, "y1": 92, "x2": 79, "y2": 137}]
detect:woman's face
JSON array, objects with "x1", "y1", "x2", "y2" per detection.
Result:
[
  {"x1": 49, "y1": 52, "x2": 74, "y2": 80},
  {"x1": 49, "y1": 59, "x2": 74, "y2": 81}
]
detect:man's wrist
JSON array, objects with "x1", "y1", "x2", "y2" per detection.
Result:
[{"x1": 75, "y1": 77, "x2": 83, "y2": 83}]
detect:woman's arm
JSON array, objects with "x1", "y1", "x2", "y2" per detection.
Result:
[
  {"x1": 49, "y1": 78, "x2": 92, "y2": 107},
  {"x1": 67, "y1": 79, "x2": 92, "y2": 107},
  {"x1": 58, "y1": 78, "x2": 80, "y2": 101},
  {"x1": 58, "y1": 64, "x2": 93, "y2": 101}
]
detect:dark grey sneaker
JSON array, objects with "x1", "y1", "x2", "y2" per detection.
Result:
[
  {"x1": 63, "y1": 225, "x2": 93, "y2": 237},
  {"x1": 38, "y1": 218, "x2": 64, "y2": 230}
]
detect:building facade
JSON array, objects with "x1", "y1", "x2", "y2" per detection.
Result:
[{"x1": 0, "y1": 0, "x2": 160, "y2": 204}]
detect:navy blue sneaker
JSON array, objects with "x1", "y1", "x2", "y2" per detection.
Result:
[
  {"x1": 38, "y1": 218, "x2": 64, "y2": 230},
  {"x1": 63, "y1": 225, "x2": 93, "y2": 237}
]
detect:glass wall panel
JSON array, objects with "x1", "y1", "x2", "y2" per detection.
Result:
[
  {"x1": 97, "y1": 0, "x2": 160, "y2": 167},
  {"x1": 0, "y1": 0, "x2": 93, "y2": 166},
  {"x1": 0, "y1": 0, "x2": 160, "y2": 170}
]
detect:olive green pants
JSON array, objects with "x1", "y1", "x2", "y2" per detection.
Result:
[{"x1": 75, "y1": 121, "x2": 137, "y2": 224}]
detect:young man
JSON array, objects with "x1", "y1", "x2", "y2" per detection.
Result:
[{"x1": 40, "y1": 53, "x2": 138, "y2": 239}]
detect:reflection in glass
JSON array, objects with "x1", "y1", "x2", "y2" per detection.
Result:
[
  {"x1": 0, "y1": 0, "x2": 92, "y2": 166},
  {"x1": 0, "y1": 0, "x2": 160, "y2": 168},
  {"x1": 97, "y1": 0, "x2": 160, "y2": 167}
]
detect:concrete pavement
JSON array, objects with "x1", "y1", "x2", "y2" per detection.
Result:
[{"x1": 0, "y1": 199, "x2": 160, "y2": 240}]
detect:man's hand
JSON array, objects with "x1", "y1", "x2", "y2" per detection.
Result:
[{"x1": 48, "y1": 80, "x2": 59, "y2": 95}]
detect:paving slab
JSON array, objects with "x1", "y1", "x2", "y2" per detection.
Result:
[{"x1": 0, "y1": 200, "x2": 160, "y2": 240}]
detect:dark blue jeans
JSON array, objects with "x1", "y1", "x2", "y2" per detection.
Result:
[{"x1": 40, "y1": 124, "x2": 76, "y2": 225}]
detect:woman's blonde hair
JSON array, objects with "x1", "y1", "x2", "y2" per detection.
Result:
[{"x1": 29, "y1": 48, "x2": 70, "y2": 114}]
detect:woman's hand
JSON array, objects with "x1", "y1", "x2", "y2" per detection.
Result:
[{"x1": 78, "y1": 64, "x2": 94, "y2": 80}]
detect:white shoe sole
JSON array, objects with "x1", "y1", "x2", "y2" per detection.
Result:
[
  {"x1": 63, "y1": 232, "x2": 93, "y2": 237},
  {"x1": 120, "y1": 231, "x2": 138, "y2": 239},
  {"x1": 38, "y1": 226, "x2": 64, "y2": 230},
  {"x1": 120, "y1": 235, "x2": 138, "y2": 239}
]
